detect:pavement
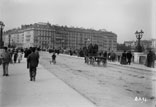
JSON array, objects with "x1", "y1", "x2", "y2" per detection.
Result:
[
  {"x1": 0, "y1": 57, "x2": 96, "y2": 107},
  {"x1": 108, "y1": 61, "x2": 156, "y2": 72}
]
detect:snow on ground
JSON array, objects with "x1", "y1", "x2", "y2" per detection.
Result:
[{"x1": 40, "y1": 52, "x2": 156, "y2": 107}]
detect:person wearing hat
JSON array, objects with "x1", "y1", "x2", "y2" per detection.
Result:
[
  {"x1": 1, "y1": 47, "x2": 11, "y2": 76},
  {"x1": 27, "y1": 47, "x2": 39, "y2": 81}
]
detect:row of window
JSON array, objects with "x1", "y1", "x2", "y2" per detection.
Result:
[
  {"x1": 34, "y1": 35, "x2": 115, "y2": 45},
  {"x1": 36, "y1": 30, "x2": 110, "y2": 39},
  {"x1": 36, "y1": 30, "x2": 54, "y2": 36}
]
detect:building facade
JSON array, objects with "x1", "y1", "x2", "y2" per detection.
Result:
[{"x1": 3, "y1": 22, "x2": 117, "y2": 51}]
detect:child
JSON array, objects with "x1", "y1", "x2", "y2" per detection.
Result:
[{"x1": 51, "y1": 52, "x2": 56, "y2": 64}]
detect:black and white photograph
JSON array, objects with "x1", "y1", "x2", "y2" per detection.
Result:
[{"x1": 0, "y1": 0, "x2": 156, "y2": 107}]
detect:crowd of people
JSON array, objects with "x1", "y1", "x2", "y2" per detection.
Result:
[
  {"x1": 92, "y1": 49, "x2": 155, "y2": 68},
  {"x1": 0, "y1": 46, "x2": 155, "y2": 81},
  {"x1": 0, "y1": 47, "x2": 24, "y2": 76},
  {"x1": 0, "y1": 47, "x2": 40, "y2": 81},
  {"x1": 83, "y1": 48, "x2": 155, "y2": 68},
  {"x1": 120, "y1": 50, "x2": 156, "y2": 68},
  {"x1": 120, "y1": 50, "x2": 133, "y2": 65}
]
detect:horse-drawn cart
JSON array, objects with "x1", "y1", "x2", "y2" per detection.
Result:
[
  {"x1": 85, "y1": 56, "x2": 107, "y2": 66},
  {"x1": 83, "y1": 43, "x2": 107, "y2": 66}
]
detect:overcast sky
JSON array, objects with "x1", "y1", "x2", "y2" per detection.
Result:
[{"x1": 0, "y1": 0, "x2": 155, "y2": 43}]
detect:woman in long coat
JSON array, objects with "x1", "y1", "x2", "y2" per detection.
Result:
[
  {"x1": 146, "y1": 50, "x2": 155, "y2": 67},
  {"x1": 120, "y1": 50, "x2": 127, "y2": 65},
  {"x1": 13, "y1": 51, "x2": 18, "y2": 63}
]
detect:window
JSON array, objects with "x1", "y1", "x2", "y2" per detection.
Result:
[{"x1": 26, "y1": 35, "x2": 31, "y2": 42}]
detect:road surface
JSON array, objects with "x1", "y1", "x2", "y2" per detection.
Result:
[{"x1": 39, "y1": 52, "x2": 156, "y2": 107}]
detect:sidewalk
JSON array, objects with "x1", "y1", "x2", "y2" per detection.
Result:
[
  {"x1": 108, "y1": 61, "x2": 156, "y2": 72},
  {"x1": 0, "y1": 58, "x2": 96, "y2": 107}
]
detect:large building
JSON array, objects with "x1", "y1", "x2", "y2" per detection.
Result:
[{"x1": 3, "y1": 22, "x2": 117, "y2": 51}]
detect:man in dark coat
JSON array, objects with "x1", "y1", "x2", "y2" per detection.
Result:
[
  {"x1": 1, "y1": 47, "x2": 11, "y2": 76},
  {"x1": 27, "y1": 48, "x2": 39, "y2": 81},
  {"x1": 151, "y1": 51, "x2": 156, "y2": 68},
  {"x1": 146, "y1": 50, "x2": 155, "y2": 68},
  {"x1": 24, "y1": 48, "x2": 28, "y2": 58},
  {"x1": 120, "y1": 50, "x2": 127, "y2": 65},
  {"x1": 103, "y1": 51, "x2": 108, "y2": 65},
  {"x1": 127, "y1": 51, "x2": 132, "y2": 65},
  {"x1": 103, "y1": 51, "x2": 107, "y2": 58},
  {"x1": 13, "y1": 51, "x2": 18, "y2": 63}
]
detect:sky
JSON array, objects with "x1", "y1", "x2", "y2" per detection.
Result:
[{"x1": 0, "y1": 0, "x2": 155, "y2": 43}]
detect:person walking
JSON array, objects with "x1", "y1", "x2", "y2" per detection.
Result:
[
  {"x1": 51, "y1": 52, "x2": 56, "y2": 64},
  {"x1": 146, "y1": 50, "x2": 153, "y2": 67},
  {"x1": 146, "y1": 50, "x2": 155, "y2": 68},
  {"x1": 17, "y1": 50, "x2": 23, "y2": 63},
  {"x1": 8, "y1": 49, "x2": 13, "y2": 64},
  {"x1": 24, "y1": 48, "x2": 28, "y2": 58},
  {"x1": 103, "y1": 51, "x2": 108, "y2": 59},
  {"x1": 27, "y1": 48, "x2": 39, "y2": 81},
  {"x1": 103, "y1": 51, "x2": 107, "y2": 66},
  {"x1": 13, "y1": 51, "x2": 18, "y2": 63},
  {"x1": 120, "y1": 50, "x2": 127, "y2": 65},
  {"x1": 26, "y1": 47, "x2": 32, "y2": 69},
  {"x1": 1, "y1": 47, "x2": 11, "y2": 76},
  {"x1": 35, "y1": 48, "x2": 40, "y2": 59},
  {"x1": 110, "y1": 51, "x2": 116, "y2": 62},
  {"x1": 151, "y1": 51, "x2": 156, "y2": 68},
  {"x1": 126, "y1": 51, "x2": 132, "y2": 65}
]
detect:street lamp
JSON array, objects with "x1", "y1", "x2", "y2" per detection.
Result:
[
  {"x1": 0, "y1": 21, "x2": 5, "y2": 48},
  {"x1": 135, "y1": 30, "x2": 144, "y2": 52},
  {"x1": 53, "y1": 35, "x2": 55, "y2": 50},
  {"x1": 8, "y1": 34, "x2": 11, "y2": 48},
  {"x1": 0, "y1": 21, "x2": 5, "y2": 62}
]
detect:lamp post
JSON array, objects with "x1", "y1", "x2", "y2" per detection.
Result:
[
  {"x1": 8, "y1": 34, "x2": 11, "y2": 48},
  {"x1": 53, "y1": 34, "x2": 55, "y2": 50},
  {"x1": 135, "y1": 30, "x2": 144, "y2": 52},
  {"x1": 0, "y1": 21, "x2": 5, "y2": 48},
  {"x1": 0, "y1": 21, "x2": 5, "y2": 62}
]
